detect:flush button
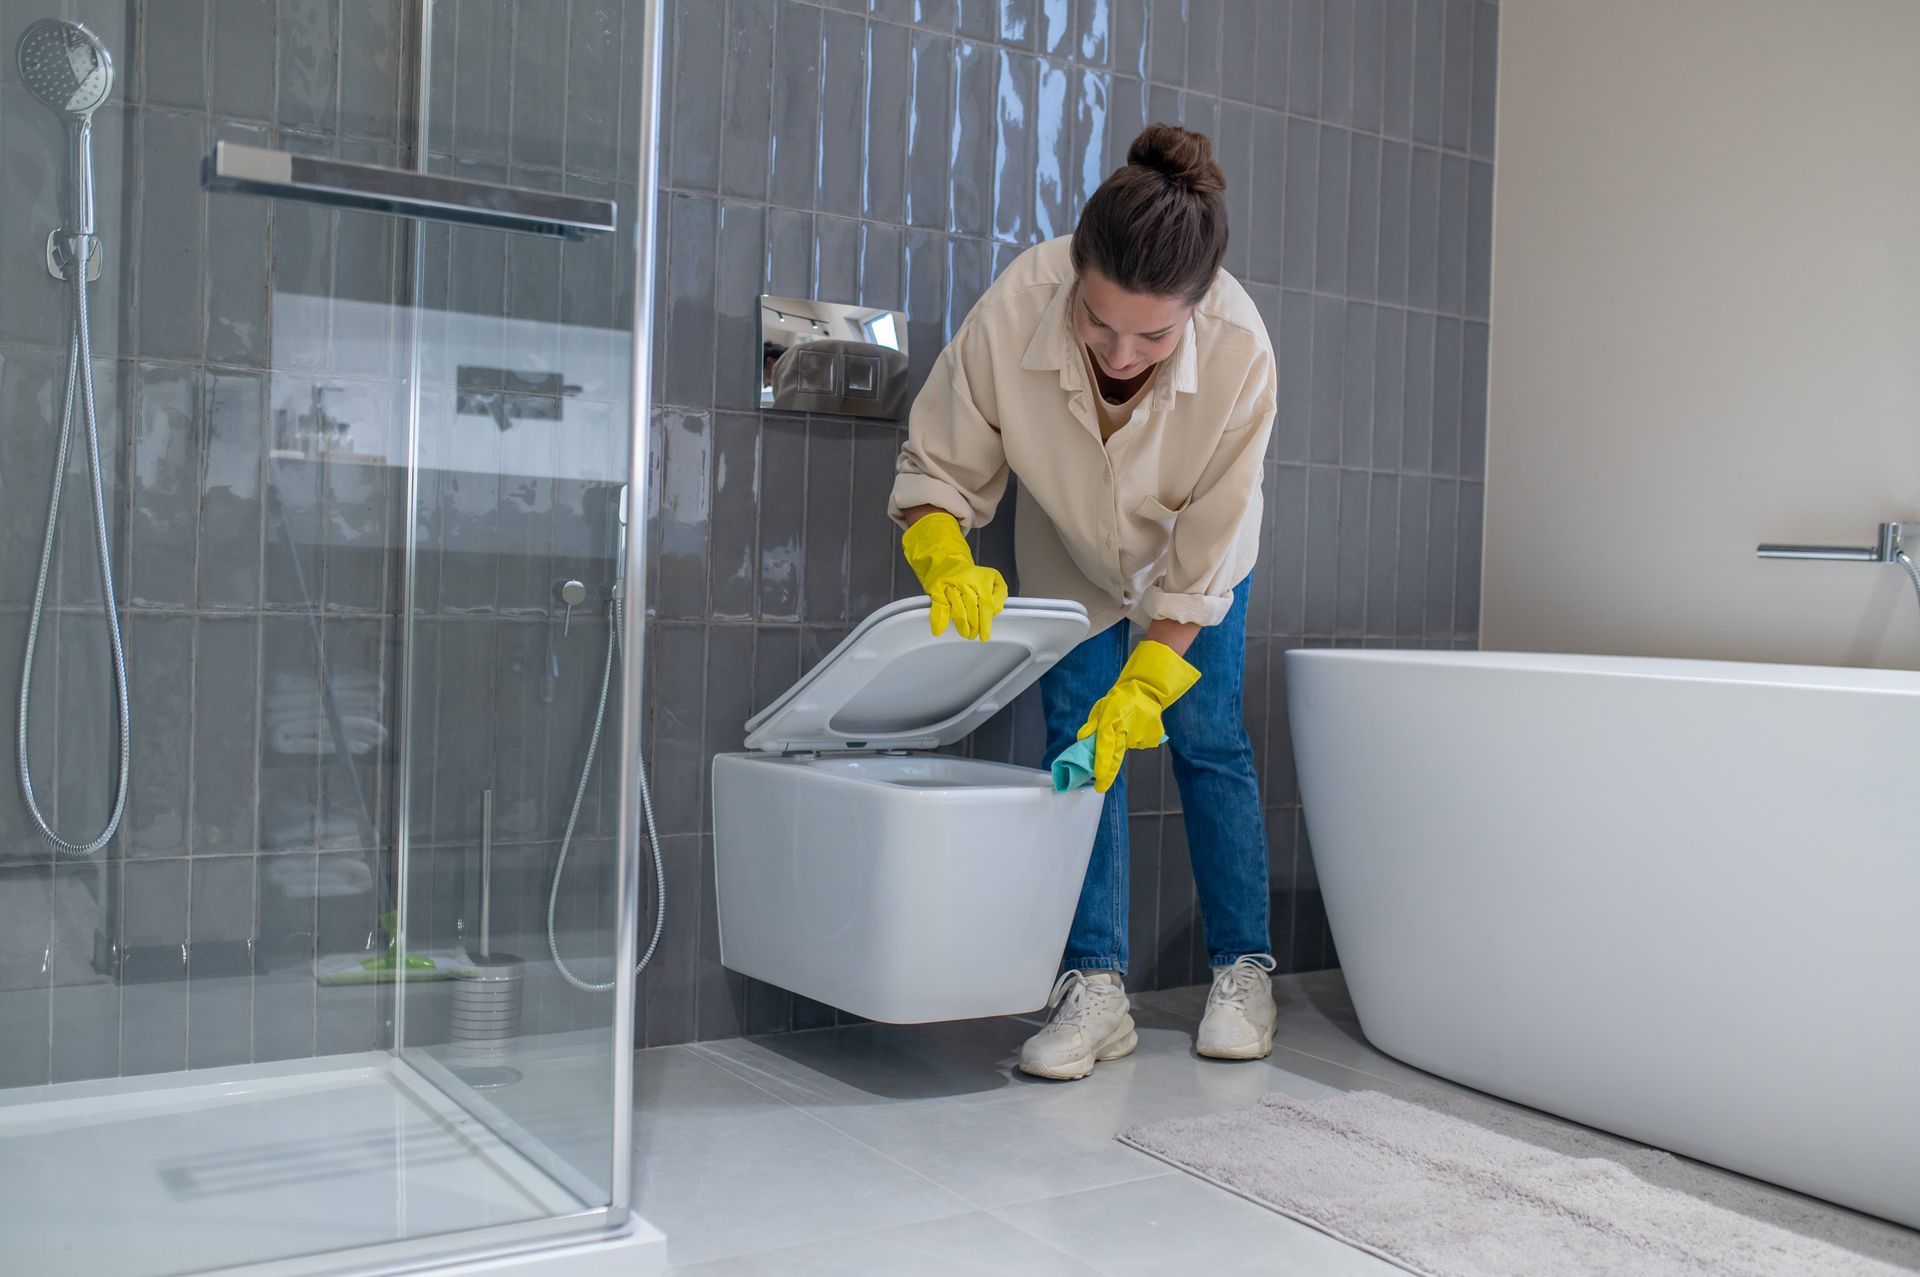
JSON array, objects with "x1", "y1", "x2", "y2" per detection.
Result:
[{"x1": 844, "y1": 354, "x2": 880, "y2": 397}]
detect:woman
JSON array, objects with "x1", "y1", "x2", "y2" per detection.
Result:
[{"x1": 890, "y1": 125, "x2": 1278, "y2": 1081}]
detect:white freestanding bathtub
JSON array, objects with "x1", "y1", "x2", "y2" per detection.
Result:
[{"x1": 1285, "y1": 649, "x2": 1920, "y2": 1229}]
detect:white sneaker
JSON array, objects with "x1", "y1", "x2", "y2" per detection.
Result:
[
  {"x1": 1018, "y1": 970, "x2": 1138, "y2": 1080},
  {"x1": 1196, "y1": 954, "x2": 1278, "y2": 1060}
]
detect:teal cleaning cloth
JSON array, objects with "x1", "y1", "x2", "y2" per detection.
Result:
[{"x1": 1050, "y1": 735, "x2": 1168, "y2": 792}]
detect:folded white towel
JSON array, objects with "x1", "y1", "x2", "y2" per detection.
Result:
[{"x1": 270, "y1": 714, "x2": 388, "y2": 757}]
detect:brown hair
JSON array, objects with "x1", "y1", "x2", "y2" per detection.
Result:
[{"x1": 1071, "y1": 124, "x2": 1229, "y2": 304}]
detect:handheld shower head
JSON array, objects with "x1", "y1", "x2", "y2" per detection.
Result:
[
  {"x1": 17, "y1": 19, "x2": 113, "y2": 117},
  {"x1": 17, "y1": 20, "x2": 113, "y2": 243}
]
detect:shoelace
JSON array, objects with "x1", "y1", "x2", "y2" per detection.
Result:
[
  {"x1": 1208, "y1": 953, "x2": 1278, "y2": 1009},
  {"x1": 1045, "y1": 969, "x2": 1119, "y2": 1026}
]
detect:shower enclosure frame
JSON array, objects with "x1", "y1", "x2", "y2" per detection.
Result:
[{"x1": 181, "y1": 0, "x2": 665, "y2": 1271}]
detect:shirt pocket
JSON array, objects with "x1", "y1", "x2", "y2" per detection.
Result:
[{"x1": 1134, "y1": 492, "x2": 1188, "y2": 525}]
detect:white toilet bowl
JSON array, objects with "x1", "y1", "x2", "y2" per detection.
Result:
[{"x1": 711, "y1": 597, "x2": 1103, "y2": 1023}]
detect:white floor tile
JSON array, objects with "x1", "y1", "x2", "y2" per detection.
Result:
[
  {"x1": 663, "y1": 1212, "x2": 1104, "y2": 1276},
  {"x1": 990, "y1": 1171, "x2": 1406, "y2": 1277}
]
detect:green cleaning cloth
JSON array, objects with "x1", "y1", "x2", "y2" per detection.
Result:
[{"x1": 1050, "y1": 735, "x2": 1167, "y2": 792}]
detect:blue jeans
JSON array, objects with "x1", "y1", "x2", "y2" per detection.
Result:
[{"x1": 1040, "y1": 575, "x2": 1270, "y2": 974}]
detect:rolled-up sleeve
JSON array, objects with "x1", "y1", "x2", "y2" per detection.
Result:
[
  {"x1": 1140, "y1": 351, "x2": 1277, "y2": 626},
  {"x1": 889, "y1": 321, "x2": 1011, "y2": 532}
]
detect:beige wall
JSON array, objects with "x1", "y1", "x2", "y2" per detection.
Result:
[{"x1": 1482, "y1": 0, "x2": 1920, "y2": 669}]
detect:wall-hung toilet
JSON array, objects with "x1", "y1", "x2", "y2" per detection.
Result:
[{"x1": 712, "y1": 596, "x2": 1104, "y2": 1023}]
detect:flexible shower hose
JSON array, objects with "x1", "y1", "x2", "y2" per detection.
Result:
[
  {"x1": 17, "y1": 235, "x2": 129, "y2": 858},
  {"x1": 548, "y1": 590, "x2": 667, "y2": 992}
]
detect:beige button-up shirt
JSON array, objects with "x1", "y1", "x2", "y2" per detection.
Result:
[{"x1": 890, "y1": 237, "x2": 1277, "y2": 636}]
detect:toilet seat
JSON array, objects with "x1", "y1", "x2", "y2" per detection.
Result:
[{"x1": 743, "y1": 596, "x2": 1090, "y2": 754}]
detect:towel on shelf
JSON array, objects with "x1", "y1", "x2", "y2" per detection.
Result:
[
  {"x1": 264, "y1": 673, "x2": 387, "y2": 755},
  {"x1": 269, "y1": 714, "x2": 388, "y2": 757}
]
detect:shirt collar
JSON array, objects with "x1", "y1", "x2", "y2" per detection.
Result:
[{"x1": 1021, "y1": 278, "x2": 1201, "y2": 403}]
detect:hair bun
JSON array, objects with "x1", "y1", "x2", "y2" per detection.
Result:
[{"x1": 1127, "y1": 124, "x2": 1227, "y2": 195}]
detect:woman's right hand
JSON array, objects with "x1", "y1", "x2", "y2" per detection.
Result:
[{"x1": 901, "y1": 511, "x2": 1008, "y2": 641}]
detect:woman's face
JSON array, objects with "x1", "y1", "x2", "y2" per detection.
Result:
[{"x1": 1072, "y1": 269, "x2": 1195, "y2": 382}]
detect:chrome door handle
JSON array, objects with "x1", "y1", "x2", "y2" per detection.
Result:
[{"x1": 201, "y1": 141, "x2": 617, "y2": 240}]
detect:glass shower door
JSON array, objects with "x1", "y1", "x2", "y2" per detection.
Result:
[{"x1": 0, "y1": 2, "x2": 657, "y2": 1273}]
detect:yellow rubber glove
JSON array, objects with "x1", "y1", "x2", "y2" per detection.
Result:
[
  {"x1": 901, "y1": 512, "x2": 1009, "y2": 641},
  {"x1": 1076, "y1": 640, "x2": 1202, "y2": 792}
]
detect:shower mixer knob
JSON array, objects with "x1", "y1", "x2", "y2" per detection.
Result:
[{"x1": 558, "y1": 579, "x2": 588, "y2": 634}]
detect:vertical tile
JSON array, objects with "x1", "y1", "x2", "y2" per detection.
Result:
[
  {"x1": 1438, "y1": 152, "x2": 1469, "y2": 314},
  {"x1": 1381, "y1": 0, "x2": 1414, "y2": 140},
  {"x1": 145, "y1": 0, "x2": 207, "y2": 110},
  {"x1": 873, "y1": 0, "x2": 915, "y2": 20},
  {"x1": 757, "y1": 416, "x2": 807, "y2": 620},
  {"x1": 1372, "y1": 305, "x2": 1406, "y2": 469},
  {"x1": 1441, "y1": 0, "x2": 1474, "y2": 152},
  {"x1": 804, "y1": 420, "x2": 854, "y2": 622},
  {"x1": 1303, "y1": 465, "x2": 1339, "y2": 635},
  {"x1": 862, "y1": 222, "x2": 906, "y2": 310},
  {"x1": 138, "y1": 111, "x2": 208, "y2": 361},
  {"x1": 1269, "y1": 464, "x2": 1308, "y2": 637},
  {"x1": 1112, "y1": 0, "x2": 1149, "y2": 78},
  {"x1": 850, "y1": 429, "x2": 903, "y2": 617},
  {"x1": 1461, "y1": 319, "x2": 1488, "y2": 480},
  {"x1": 643, "y1": 833, "x2": 702, "y2": 1045},
  {"x1": 905, "y1": 228, "x2": 948, "y2": 393},
  {"x1": 1105, "y1": 74, "x2": 1146, "y2": 173},
  {"x1": 1351, "y1": 0, "x2": 1384, "y2": 133},
  {"x1": 126, "y1": 616, "x2": 193, "y2": 858},
  {"x1": 207, "y1": 121, "x2": 272, "y2": 368},
  {"x1": 1308, "y1": 295, "x2": 1346, "y2": 466},
  {"x1": 1220, "y1": 0, "x2": 1258, "y2": 103},
  {"x1": 1216, "y1": 101, "x2": 1255, "y2": 282},
  {"x1": 189, "y1": 854, "x2": 256, "y2": 1069},
  {"x1": 657, "y1": 409, "x2": 713, "y2": 620},
  {"x1": 1035, "y1": 60, "x2": 1073, "y2": 240},
  {"x1": 1470, "y1": 0, "x2": 1498, "y2": 159},
  {"x1": 194, "y1": 616, "x2": 260, "y2": 855},
  {"x1": 1281, "y1": 117, "x2": 1317, "y2": 292},
  {"x1": 1313, "y1": 125, "x2": 1350, "y2": 294},
  {"x1": 1071, "y1": 67, "x2": 1112, "y2": 212},
  {"x1": 129, "y1": 364, "x2": 200, "y2": 610},
  {"x1": 650, "y1": 626, "x2": 708, "y2": 839},
  {"x1": 1287, "y1": 0, "x2": 1323, "y2": 116},
  {"x1": 716, "y1": 202, "x2": 769, "y2": 413},
  {"x1": 1455, "y1": 479, "x2": 1483, "y2": 637},
  {"x1": 340, "y1": 0, "x2": 403, "y2": 140},
  {"x1": 670, "y1": 0, "x2": 726, "y2": 190},
  {"x1": 696, "y1": 834, "x2": 748, "y2": 1040},
  {"x1": 1401, "y1": 309, "x2": 1435, "y2": 472},
  {"x1": 994, "y1": 49, "x2": 1037, "y2": 243},
  {"x1": 0, "y1": 871, "x2": 50, "y2": 1085},
  {"x1": 947, "y1": 237, "x2": 994, "y2": 332},
  {"x1": 702, "y1": 626, "x2": 758, "y2": 816},
  {"x1": 820, "y1": 8, "x2": 870, "y2": 218},
  {"x1": 1273, "y1": 290, "x2": 1313, "y2": 463},
  {"x1": 1248, "y1": 109, "x2": 1285, "y2": 285},
  {"x1": 1406, "y1": 144, "x2": 1440, "y2": 311},
  {"x1": 1394, "y1": 473, "x2": 1428, "y2": 636},
  {"x1": 1346, "y1": 132, "x2": 1381, "y2": 300},
  {"x1": 1366, "y1": 472, "x2": 1399, "y2": 635},
  {"x1": 1186, "y1": 0, "x2": 1223, "y2": 95},
  {"x1": 1148, "y1": 0, "x2": 1185, "y2": 85},
  {"x1": 765, "y1": 207, "x2": 814, "y2": 299},
  {"x1": 957, "y1": 0, "x2": 999, "y2": 39},
  {"x1": 1410, "y1": 0, "x2": 1443, "y2": 145},
  {"x1": 1320, "y1": 0, "x2": 1355, "y2": 126},
  {"x1": 1147, "y1": 83, "x2": 1181, "y2": 136},
  {"x1": 1180, "y1": 90, "x2": 1219, "y2": 141},
  {"x1": 1431, "y1": 315, "x2": 1463, "y2": 476},
  {"x1": 720, "y1": 0, "x2": 777, "y2": 198},
  {"x1": 1001, "y1": 0, "x2": 1039, "y2": 47},
  {"x1": 1336, "y1": 468, "x2": 1369, "y2": 636},
  {"x1": 1254, "y1": 0, "x2": 1290, "y2": 108},
  {"x1": 1376, "y1": 138, "x2": 1411, "y2": 305},
  {"x1": 1425, "y1": 477, "x2": 1458, "y2": 637},
  {"x1": 769, "y1": 22, "x2": 823, "y2": 200},
  {"x1": 277, "y1": 0, "x2": 340, "y2": 133},
  {"x1": 1125, "y1": 815, "x2": 1160, "y2": 989},
  {"x1": 1466, "y1": 158, "x2": 1493, "y2": 319},
  {"x1": 1340, "y1": 302, "x2": 1376, "y2": 467},
  {"x1": 664, "y1": 193, "x2": 718, "y2": 408},
  {"x1": 1077, "y1": 0, "x2": 1113, "y2": 65},
  {"x1": 119, "y1": 859, "x2": 190, "y2": 1076},
  {"x1": 1038, "y1": 0, "x2": 1074, "y2": 54},
  {"x1": 452, "y1": 2, "x2": 514, "y2": 161},
  {"x1": 816, "y1": 214, "x2": 862, "y2": 303},
  {"x1": 866, "y1": 18, "x2": 912, "y2": 224},
  {"x1": 567, "y1": 0, "x2": 627, "y2": 178},
  {"x1": 908, "y1": 30, "x2": 956, "y2": 229},
  {"x1": 210, "y1": 0, "x2": 276, "y2": 119},
  {"x1": 950, "y1": 39, "x2": 996, "y2": 236},
  {"x1": 1156, "y1": 817, "x2": 1199, "y2": 988}
]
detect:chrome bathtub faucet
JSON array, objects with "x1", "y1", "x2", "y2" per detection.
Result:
[{"x1": 1757, "y1": 521, "x2": 1920, "y2": 628}]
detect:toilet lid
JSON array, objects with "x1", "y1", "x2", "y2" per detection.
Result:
[{"x1": 743, "y1": 596, "x2": 1091, "y2": 753}]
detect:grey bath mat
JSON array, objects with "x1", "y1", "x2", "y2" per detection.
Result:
[{"x1": 1120, "y1": 1088, "x2": 1920, "y2": 1277}]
